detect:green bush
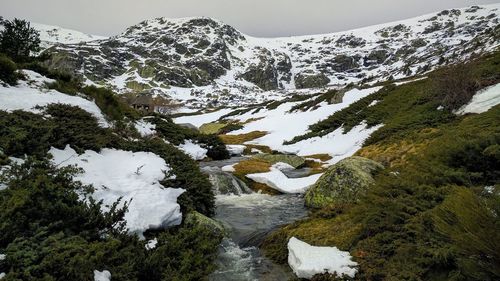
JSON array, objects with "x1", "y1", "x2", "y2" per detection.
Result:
[
  {"x1": 0, "y1": 18, "x2": 40, "y2": 62},
  {"x1": 0, "y1": 54, "x2": 18, "y2": 85},
  {"x1": 0, "y1": 158, "x2": 221, "y2": 281},
  {"x1": 152, "y1": 117, "x2": 229, "y2": 160},
  {"x1": 81, "y1": 86, "x2": 139, "y2": 121}
]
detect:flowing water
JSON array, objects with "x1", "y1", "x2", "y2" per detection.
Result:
[{"x1": 202, "y1": 158, "x2": 308, "y2": 281}]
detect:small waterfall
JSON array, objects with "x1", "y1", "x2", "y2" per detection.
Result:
[{"x1": 201, "y1": 166, "x2": 252, "y2": 195}]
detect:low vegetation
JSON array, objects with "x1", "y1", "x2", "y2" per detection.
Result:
[
  {"x1": 262, "y1": 50, "x2": 500, "y2": 281},
  {"x1": 219, "y1": 131, "x2": 267, "y2": 144}
]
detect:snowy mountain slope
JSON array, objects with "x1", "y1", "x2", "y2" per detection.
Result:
[
  {"x1": 42, "y1": 4, "x2": 500, "y2": 107},
  {"x1": 31, "y1": 22, "x2": 107, "y2": 50}
]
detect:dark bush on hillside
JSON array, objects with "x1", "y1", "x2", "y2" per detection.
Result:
[
  {"x1": 0, "y1": 158, "x2": 222, "y2": 280},
  {"x1": 81, "y1": 86, "x2": 139, "y2": 121},
  {"x1": 152, "y1": 117, "x2": 229, "y2": 160},
  {"x1": 21, "y1": 61, "x2": 73, "y2": 82},
  {"x1": 432, "y1": 63, "x2": 480, "y2": 110},
  {"x1": 0, "y1": 18, "x2": 40, "y2": 62},
  {"x1": 44, "y1": 104, "x2": 119, "y2": 153},
  {"x1": 0, "y1": 110, "x2": 54, "y2": 157},
  {"x1": 0, "y1": 54, "x2": 18, "y2": 85}
]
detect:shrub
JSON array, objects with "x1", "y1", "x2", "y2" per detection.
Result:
[
  {"x1": 81, "y1": 86, "x2": 139, "y2": 121},
  {"x1": 0, "y1": 54, "x2": 18, "y2": 85},
  {"x1": 432, "y1": 62, "x2": 480, "y2": 110},
  {"x1": 0, "y1": 18, "x2": 40, "y2": 62}
]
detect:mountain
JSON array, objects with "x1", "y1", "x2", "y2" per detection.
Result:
[
  {"x1": 31, "y1": 22, "x2": 107, "y2": 49},
  {"x1": 41, "y1": 4, "x2": 500, "y2": 107}
]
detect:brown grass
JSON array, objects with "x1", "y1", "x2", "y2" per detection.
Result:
[
  {"x1": 219, "y1": 131, "x2": 267, "y2": 144},
  {"x1": 243, "y1": 144, "x2": 273, "y2": 154},
  {"x1": 233, "y1": 159, "x2": 272, "y2": 176},
  {"x1": 304, "y1": 153, "x2": 333, "y2": 162}
]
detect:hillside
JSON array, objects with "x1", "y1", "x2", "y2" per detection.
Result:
[{"x1": 41, "y1": 4, "x2": 500, "y2": 107}]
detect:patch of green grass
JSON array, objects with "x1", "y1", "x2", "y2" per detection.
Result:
[{"x1": 219, "y1": 131, "x2": 267, "y2": 144}]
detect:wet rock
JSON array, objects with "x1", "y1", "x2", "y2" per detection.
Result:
[{"x1": 184, "y1": 211, "x2": 226, "y2": 237}]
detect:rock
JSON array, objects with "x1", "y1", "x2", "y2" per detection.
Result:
[
  {"x1": 305, "y1": 156, "x2": 383, "y2": 208},
  {"x1": 252, "y1": 154, "x2": 306, "y2": 169},
  {"x1": 226, "y1": 145, "x2": 246, "y2": 156},
  {"x1": 201, "y1": 166, "x2": 252, "y2": 195},
  {"x1": 184, "y1": 211, "x2": 226, "y2": 237},
  {"x1": 199, "y1": 122, "x2": 227, "y2": 134},
  {"x1": 294, "y1": 72, "x2": 330, "y2": 89}
]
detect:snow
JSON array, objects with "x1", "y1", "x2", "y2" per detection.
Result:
[
  {"x1": 0, "y1": 70, "x2": 109, "y2": 127},
  {"x1": 0, "y1": 254, "x2": 4, "y2": 260},
  {"x1": 49, "y1": 145, "x2": 185, "y2": 236},
  {"x1": 135, "y1": 119, "x2": 156, "y2": 137},
  {"x1": 227, "y1": 87, "x2": 380, "y2": 148},
  {"x1": 273, "y1": 162, "x2": 295, "y2": 171},
  {"x1": 221, "y1": 164, "x2": 236, "y2": 172},
  {"x1": 286, "y1": 123, "x2": 383, "y2": 164},
  {"x1": 32, "y1": 22, "x2": 107, "y2": 45},
  {"x1": 173, "y1": 108, "x2": 234, "y2": 127},
  {"x1": 0, "y1": 273, "x2": 4, "y2": 279},
  {"x1": 288, "y1": 237, "x2": 358, "y2": 279},
  {"x1": 94, "y1": 270, "x2": 111, "y2": 281},
  {"x1": 456, "y1": 83, "x2": 500, "y2": 115},
  {"x1": 178, "y1": 140, "x2": 208, "y2": 160},
  {"x1": 246, "y1": 164, "x2": 322, "y2": 194},
  {"x1": 145, "y1": 238, "x2": 158, "y2": 250},
  {"x1": 226, "y1": 145, "x2": 246, "y2": 156},
  {"x1": 394, "y1": 76, "x2": 428, "y2": 86}
]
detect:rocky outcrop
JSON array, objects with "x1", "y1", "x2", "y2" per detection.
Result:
[
  {"x1": 294, "y1": 72, "x2": 330, "y2": 89},
  {"x1": 305, "y1": 156, "x2": 383, "y2": 208},
  {"x1": 184, "y1": 211, "x2": 226, "y2": 237}
]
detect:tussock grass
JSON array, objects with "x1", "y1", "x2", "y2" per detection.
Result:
[{"x1": 219, "y1": 131, "x2": 267, "y2": 144}]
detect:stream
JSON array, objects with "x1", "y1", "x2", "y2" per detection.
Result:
[{"x1": 201, "y1": 158, "x2": 308, "y2": 281}]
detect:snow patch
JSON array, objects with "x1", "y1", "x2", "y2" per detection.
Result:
[
  {"x1": 246, "y1": 165, "x2": 321, "y2": 194},
  {"x1": 288, "y1": 237, "x2": 358, "y2": 279},
  {"x1": 456, "y1": 83, "x2": 500, "y2": 115},
  {"x1": 94, "y1": 270, "x2": 111, "y2": 281},
  {"x1": 134, "y1": 119, "x2": 156, "y2": 137},
  {"x1": 221, "y1": 164, "x2": 236, "y2": 172},
  {"x1": 146, "y1": 238, "x2": 158, "y2": 250},
  {"x1": 0, "y1": 71, "x2": 109, "y2": 127},
  {"x1": 178, "y1": 140, "x2": 207, "y2": 160},
  {"x1": 50, "y1": 145, "x2": 185, "y2": 236},
  {"x1": 226, "y1": 145, "x2": 246, "y2": 156}
]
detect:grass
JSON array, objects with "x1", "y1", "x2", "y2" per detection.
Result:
[
  {"x1": 243, "y1": 144, "x2": 273, "y2": 154},
  {"x1": 304, "y1": 154, "x2": 333, "y2": 162},
  {"x1": 199, "y1": 122, "x2": 227, "y2": 134},
  {"x1": 261, "y1": 50, "x2": 500, "y2": 280},
  {"x1": 232, "y1": 158, "x2": 282, "y2": 194},
  {"x1": 219, "y1": 131, "x2": 267, "y2": 144}
]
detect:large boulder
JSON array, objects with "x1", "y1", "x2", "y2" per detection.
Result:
[
  {"x1": 252, "y1": 153, "x2": 306, "y2": 169},
  {"x1": 305, "y1": 156, "x2": 383, "y2": 208},
  {"x1": 184, "y1": 211, "x2": 226, "y2": 237}
]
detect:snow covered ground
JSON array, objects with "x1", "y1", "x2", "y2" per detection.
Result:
[
  {"x1": 32, "y1": 22, "x2": 107, "y2": 50},
  {"x1": 178, "y1": 87, "x2": 383, "y2": 164},
  {"x1": 50, "y1": 145, "x2": 185, "y2": 236},
  {"x1": 134, "y1": 119, "x2": 157, "y2": 137},
  {"x1": 174, "y1": 108, "x2": 234, "y2": 127},
  {"x1": 0, "y1": 70, "x2": 109, "y2": 127},
  {"x1": 288, "y1": 237, "x2": 358, "y2": 279},
  {"x1": 178, "y1": 140, "x2": 208, "y2": 160},
  {"x1": 456, "y1": 83, "x2": 500, "y2": 115},
  {"x1": 246, "y1": 164, "x2": 322, "y2": 194}
]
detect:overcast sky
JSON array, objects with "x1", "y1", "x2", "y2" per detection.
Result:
[{"x1": 2, "y1": 0, "x2": 499, "y2": 37}]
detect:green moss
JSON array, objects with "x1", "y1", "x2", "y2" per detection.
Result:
[
  {"x1": 199, "y1": 122, "x2": 227, "y2": 134},
  {"x1": 305, "y1": 156, "x2": 383, "y2": 208}
]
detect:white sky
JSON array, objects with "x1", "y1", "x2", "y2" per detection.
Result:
[{"x1": 2, "y1": 0, "x2": 499, "y2": 37}]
